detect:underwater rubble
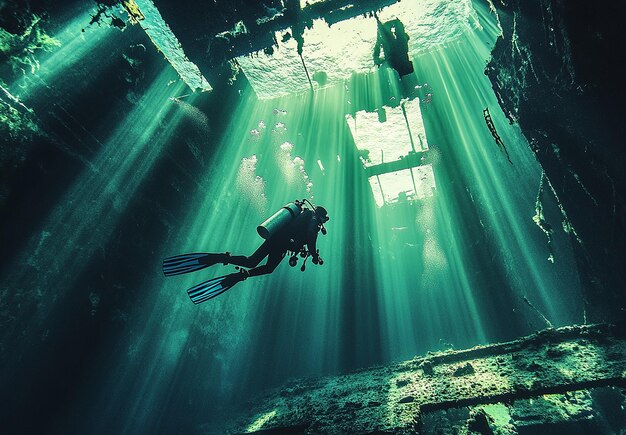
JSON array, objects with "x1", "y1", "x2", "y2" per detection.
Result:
[{"x1": 224, "y1": 323, "x2": 626, "y2": 434}]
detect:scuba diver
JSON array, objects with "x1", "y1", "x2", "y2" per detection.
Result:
[
  {"x1": 373, "y1": 14, "x2": 413, "y2": 78},
  {"x1": 162, "y1": 199, "x2": 329, "y2": 304},
  {"x1": 372, "y1": 13, "x2": 418, "y2": 98}
]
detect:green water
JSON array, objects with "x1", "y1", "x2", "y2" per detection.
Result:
[{"x1": 1, "y1": 1, "x2": 587, "y2": 432}]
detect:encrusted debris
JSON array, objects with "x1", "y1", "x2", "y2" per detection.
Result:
[{"x1": 224, "y1": 323, "x2": 626, "y2": 434}]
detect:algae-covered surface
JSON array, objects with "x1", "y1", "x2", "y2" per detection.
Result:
[{"x1": 225, "y1": 324, "x2": 626, "y2": 434}]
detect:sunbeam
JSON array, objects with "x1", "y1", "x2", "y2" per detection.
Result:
[{"x1": 2, "y1": 0, "x2": 621, "y2": 433}]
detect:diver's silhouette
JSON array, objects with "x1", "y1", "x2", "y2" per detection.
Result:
[
  {"x1": 163, "y1": 199, "x2": 329, "y2": 304},
  {"x1": 373, "y1": 15, "x2": 414, "y2": 78}
]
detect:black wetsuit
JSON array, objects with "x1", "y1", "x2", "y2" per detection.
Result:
[
  {"x1": 373, "y1": 18, "x2": 413, "y2": 77},
  {"x1": 227, "y1": 209, "x2": 322, "y2": 277}
]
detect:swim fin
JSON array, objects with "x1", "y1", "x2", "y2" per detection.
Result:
[
  {"x1": 162, "y1": 253, "x2": 229, "y2": 276},
  {"x1": 186, "y1": 272, "x2": 245, "y2": 304}
]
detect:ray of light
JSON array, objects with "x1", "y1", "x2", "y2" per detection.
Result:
[{"x1": 1, "y1": 69, "x2": 188, "y2": 362}]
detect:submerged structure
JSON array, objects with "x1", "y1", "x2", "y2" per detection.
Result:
[
  {"x1": 226, "y1": 323, "x2": 626, "y2": 433},
  {"x1": 1, "y1": 0, "x2": 624, "y2": 434}
]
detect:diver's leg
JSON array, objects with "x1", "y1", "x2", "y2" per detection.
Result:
[
  {"x1": 227, "y1": 240, "x2": 270, "y2": 268},
  {"x1": 248, "y1": 249, "x2": 286, "y2": 277},
  {"x1": 163, "y1": 252, "x2": 228, "y2": 276},
  {"x1": 400, "y1": 71, "x2": 418, "y2": 98},
  {"x1": 198, "y1": 252, "x2": 230, "y2": 266}
]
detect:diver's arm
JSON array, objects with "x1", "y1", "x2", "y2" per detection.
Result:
[
  {"x1": 306, "y1": 219, "x2": 320, "y2": 262},
  {"x1": 373, "y1": 36, "x2": 382, "y2": 65},
  {"x1": 373, "y1": 15, "x2": 384, "y2": 65},
  {"x1": 307, "y1": 230, "x2": 319, "y2": 259}
]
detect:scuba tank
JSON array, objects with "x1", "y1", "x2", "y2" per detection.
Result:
[{"x1": 257, "y1": 201, "x2": 303, "y2": 239}]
